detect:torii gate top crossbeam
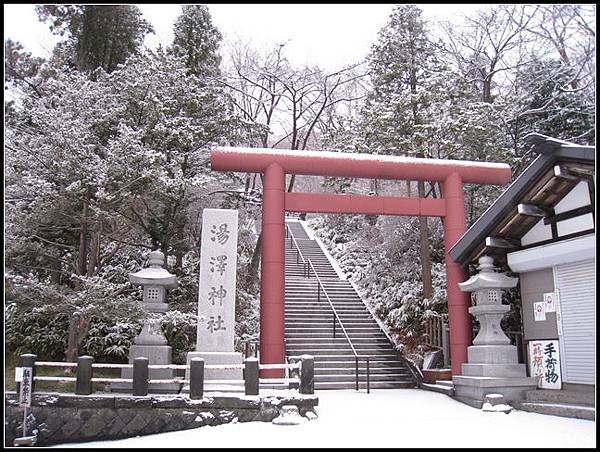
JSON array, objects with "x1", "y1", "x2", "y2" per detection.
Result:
[{"x1": 211, "y1": 147, "x2": 512, "y2": 185}]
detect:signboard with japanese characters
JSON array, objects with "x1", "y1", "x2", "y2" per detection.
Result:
[
  {"x1": 196, "y1": 209, "x2": 238, "y2": 352},
  {"x1": 19, "y1": 367, "x2": 33, "y2": 407},
  {"x1": 528, "y1": 339, "x2": 562, "y2": 389}
]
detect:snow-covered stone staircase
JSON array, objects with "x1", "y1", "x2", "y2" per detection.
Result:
[{"x1": 285, "y1": 219, "x2": 417, "y2": 390}]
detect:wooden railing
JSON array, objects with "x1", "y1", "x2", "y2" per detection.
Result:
[
  {"x1": 424, "y1": 313, "x2": 450, "y2": 367},
  {"x1": 14, "y1": 353, "x2": 315, "y2": 399}
]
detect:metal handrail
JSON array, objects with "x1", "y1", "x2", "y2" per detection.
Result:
[
  {"x1": 306, "y1": 259, "x2": 370, "y2": 393},
  {"x1": 285, "y1": 224, "x2": 308, "y2": 277}
]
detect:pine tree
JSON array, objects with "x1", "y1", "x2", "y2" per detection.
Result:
[
  {"x1": 365, "y1": 5, "x2": 437, "y2": 299},
  {"x1": 170, "y1": 5, "x2": 222, "y2": 78},
  {"x1": 36, "y1": 5, "x2": 153, "y2": 74}
]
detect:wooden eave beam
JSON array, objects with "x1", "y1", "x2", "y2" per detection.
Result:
[
  {"x1": 485, "y1": 236, "x2": 521, "y2": 249},
  {"x1": 517, "y1": 203, "x2": 552, "y2": 217},
  {"x1": 554, "y1": 165, "x2": 584, "y2": 181}
]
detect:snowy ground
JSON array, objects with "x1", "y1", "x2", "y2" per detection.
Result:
[{"x1": 52, "y1": 389, "x2": 595, "y2": 448}]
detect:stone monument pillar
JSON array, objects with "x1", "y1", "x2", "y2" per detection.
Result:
[
  {"x1": 452, "y1": 256, "x2": 536, "y2": 408},
  {"x1": 112, "y1": 250, "x2": 179, "y2": 393},
  {"x1": 186, "y1": 209, "x2": 242, "y2": 391}
]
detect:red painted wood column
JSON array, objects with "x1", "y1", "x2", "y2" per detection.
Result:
[
  {"x1": 443, "y1": 172, "x2": 472, "y2": 376},
  {"x1": 260, "y1": 163, "x2": 286, "y2": 378}
]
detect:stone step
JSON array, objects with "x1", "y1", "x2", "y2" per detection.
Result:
[
  {"x1": 286, "y1": 325, "x2": 383, "y2": 331},
  {"x1": 286, "y1": 333, "x2": 388, "y2": 339},
  {"x1": 525, "y1": 389, "x2": 595, "y2": 407},
  {"x1": 285, "y1": 301, "x2": 366, "y2": 306},
  {"x1": 312, "y1": 359, "x2": 403, "y2": 368},
  {"x1": 286, "y1": 337, "x2": 390, "y2": 344},
  {"x1": 286, "y1": 309, "x2": 368, "y2": 315},
  {"x1": 420, "y1": 382, "x2": 455, "y2": 396},
  {"x1": 314, "y1": 372, "x2": 413, "y2": 382},
  {"x1": 286, "y1": 315, "x2": 376, "y2": 321},
  {"x1": 315, "y1": 381, "x2": 416, "y2": 390},
  {"x1": 285, "y1": 348, "x2": 397, "y2": 356},
  {"x1": 285, "y1": 307, "x2": 367, "y2": 312},
  {"x1": 285, "y1": 303, "x2": 366, "y2": 309},
  {"x1": 286, "y1": 280, "x2": 352, "y2": 286},
  {"x1": 510, "y1": 401, "x2": 595, "y2": 421},
  {"x1": 285, "y1": 326, "x2": 381, "y2": 331},
  {"x1": 287, "y1": 343, "x2": 393, "y2": 351},
  {"x1": 315, "y1": 367, "x2": 409, "y2": 375}
]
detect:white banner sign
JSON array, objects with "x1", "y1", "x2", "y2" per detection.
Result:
[
  {"x1": 196, "y1": 209, "x2": 238, "y2": 352},
  {"x1": 19, "y1": 367, "x2": 33, "y2": 407},
  {"x1": 528, "y1": 339, "x2": 562, "y2": 389},
  {"x1": 543, "y1": 291, "x2": 558, "y2": 313},
  {"x1": 533, "y1": 301, "x2": 546, "y2": 321}
]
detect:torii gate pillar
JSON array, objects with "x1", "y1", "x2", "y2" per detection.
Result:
[
  {"x1": 260, "y1": 163, "x2": 286, "y2": 378},
  {"x1": 443, "y1": 173, "x2": 472, "y2": 373}
]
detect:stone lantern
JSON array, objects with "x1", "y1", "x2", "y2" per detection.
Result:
[
  {"x1": 112, "y1": 250, "x2": 180, "y2": 393},
  {"x1": 452, "y1": 256, "x2": 536, "y2": 408},
  {"x1": 129, "y1": 250, "x2": 177, "y2": 347}
]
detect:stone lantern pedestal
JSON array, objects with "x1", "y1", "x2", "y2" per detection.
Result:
[
  {"x1": 452, "y1": 256, "x2": 536, "y2": 408},
  {"x1": 111, "y1": 251, "x2": 180, "y2": 394}
]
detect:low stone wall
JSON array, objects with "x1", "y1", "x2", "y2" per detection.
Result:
[{"x1": 5, "y1": 391, "x2": 319, "y2": 446}]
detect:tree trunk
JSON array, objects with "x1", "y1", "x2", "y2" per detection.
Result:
[
  {"x1": 86, "y1": 225, "x2": 100, "y2": 277},
  {"x1": 287, "y1": 174, "x2": 296, "y2": 193},
  {"x1": 417, "y1": 180, "x2": 433, "y2": 299},
  {"x1": 248, "y1": 233, "x2": 262, "y2": 289},
  {"x1": 74, "y1": 188, "x2": 91, "y2": 290},
  {"x1": 65, "y1": 312, "x2": 90, "y2": 363},
  {"x1": 49, "y1": 251, "x2": 62, "y2": 285}
]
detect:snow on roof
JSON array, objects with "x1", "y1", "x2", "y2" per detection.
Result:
[{"x1": 214, "y1": 146, "x2": 510, "y2": 170}]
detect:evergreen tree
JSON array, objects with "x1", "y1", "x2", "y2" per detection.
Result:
[
  {"x1": 365, "y1": 5, "x2": 437, "y2": 299},
  {"x1": 36, "y1": 4, "x2": 153, "y2": 73},
  {"x1": 170, "y1": 5, "x2": 222, "y2": 78}
]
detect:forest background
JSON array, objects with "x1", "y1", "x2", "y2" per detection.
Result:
[{"x1": 4, "y1": 5, "x2": 595, "y2": 369}]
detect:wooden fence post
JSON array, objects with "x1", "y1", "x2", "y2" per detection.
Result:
[
  {"x1": 75, "y1": 355, "x2": 94, "y2": 395},
  {"x1": 189, "y1": 358, "x2": 204, "y2": 399},
  {"x1": 133, "y1": 357, "x2": 149, "y2": 396}
]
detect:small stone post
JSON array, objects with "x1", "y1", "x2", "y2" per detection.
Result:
[
  {"x1": 299, "y1": 355, "x2": 314, "y2": 395},
  {"x1": 189, "y1": 358, "x2": 205, "y2": 399},
  {"x1": 75, "y1": 355, "x2": 93, "y2": 395},
  {"x1": 133, "y1": 357, "x2": 149, "y2": 396},
  {"x1": 244, "y1": 357, "x2": 259, "y2": 396}
]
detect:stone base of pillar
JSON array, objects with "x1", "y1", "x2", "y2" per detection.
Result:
[
  {"x1": 453, "y1": 375, "x2": 537, "y2": 408},
  {"x1": 452, "y1": 344, "x2": 536, "y2": 408},
  {"x1": 111, "y1": 345, "x2": 181, "y2": 394},
  {"x1": 181, "y1": 351, "x2": 243, "y2": 394}
]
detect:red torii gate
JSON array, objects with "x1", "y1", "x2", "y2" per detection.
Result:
[{"x1": 211, "y1": 147, "x2": 512, "y2": 377}]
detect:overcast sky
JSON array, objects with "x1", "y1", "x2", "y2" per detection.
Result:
[{"x1": 3, "y1": 4, "x2": 485, "y2": 70}]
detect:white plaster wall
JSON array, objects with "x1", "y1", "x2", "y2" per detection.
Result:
[{"x1": 521, "y1": 181, "x2": 593, "y2": 246}]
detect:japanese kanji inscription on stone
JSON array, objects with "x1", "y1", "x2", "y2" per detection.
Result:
[{"x1": 196, "y1": 209, "x2": 238, "y2": 352}]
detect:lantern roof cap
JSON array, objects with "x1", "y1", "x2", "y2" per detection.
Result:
[
  {"x1": 129, "y1": 250, "x2": 178, "y2": 288},
  {"x1": 458, "y1": 256, "x2": 517, "y2": 292}
]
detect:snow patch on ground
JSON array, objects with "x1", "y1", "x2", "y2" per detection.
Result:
[{"x1": 51, "y1": 389, "x2": 596, "y2": 448}]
